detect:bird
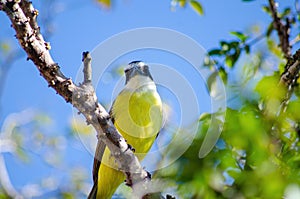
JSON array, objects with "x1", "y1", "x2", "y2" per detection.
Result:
[{"x1": 88, "y1": 61, "x2": 163, "y2": 199}]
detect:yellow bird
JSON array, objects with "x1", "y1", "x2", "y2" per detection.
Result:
[{"x1": 88, "y1": 61, "x2": 163, "y2": 199}]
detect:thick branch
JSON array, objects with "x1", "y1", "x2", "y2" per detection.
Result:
[
  {"x1": 267, "y1": 0, "x2": 300, "y2": 114},
  {"x1": 278, "y1": 49, "x2": 300, "y2": 113},
  {"x1": 279, "y1": 50, "x2": 300, "y2": 86},
  {"x1": 0, "y1": 0, "x2": 155, "y2": 197},
  {"x1": 268, "y1": 0, "x2": 291, "y2": 58}
]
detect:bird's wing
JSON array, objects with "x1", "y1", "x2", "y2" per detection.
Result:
[
  {"x1": 92, "y1": 139, "x2": 106, "y2": 183},
  {"x1": 87, "y1": 138, "x2": 105, "y2": 199},
  {"x1": 88, "y1": 93, "x2": 161, "y2": 198},
  {"x1": 88, "y1": 104, "x2": 115, "y2": 199},
  {"x1": 92, "y1": 102, "x2": 117, "y2": 182},
  {"x1": 87, "y1": 181, "x2": 97, "y2": 199}
]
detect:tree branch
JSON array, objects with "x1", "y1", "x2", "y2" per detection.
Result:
[
  {"x1": 279, "y1": 49, "x2": 300, "y2": 113},
  {"x1": 0, "y1": 0, "x2": 159, "y2": 197},
  {"x1": 279, "y1": 50, "x2": 300, "y2": 86},
  {"x1": 268, "y1": 0, "x2": 291, "y2": 59},
  {"x1": 267, "y1": 0, "x2": 300, "y2": 113}
]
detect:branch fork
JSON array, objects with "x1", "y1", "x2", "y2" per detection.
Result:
[{"x1": 0, "y1": 0, "x2": 168, "y2": 198}]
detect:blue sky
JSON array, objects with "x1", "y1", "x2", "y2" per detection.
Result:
[{"x1": 0, "y1": 0, "x2": 289, "y2": 197}]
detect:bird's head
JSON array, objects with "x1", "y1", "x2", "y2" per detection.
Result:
[{"x1": 124, "y1": 61, "x2": 153, "y2": 84}]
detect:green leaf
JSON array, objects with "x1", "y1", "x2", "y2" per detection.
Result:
[
  {"x1": 178, "y1": 0, "x2": 187, "y2": 7},
  {"x1": 225, "y1": 48, "x2": 240, "y2": 68},
  {"x1": 225, "y1": 56, "x2": 234, "y2": 67},
  {"x1": 262, "y1": 5, "x2": 271, "y2": 15},
  {"x1": 244, "y1": 44, "x2": 250, "y2": 54},
  {"x1": 280, "y1": 8, "x2": 291, "y2": 18},
  {"x1": 16, "y1": 147, "x2": 30, "y2": 162},
  {"x1": 97, "y1": 0, "x2": 111, "y2": 8},
  {"x1": 199, "y1": 112, "x2": 211, "y2": 121},
  {"x1": 266, "y1": 22, "x2": 274, "y2": 37},
  {"x1": 255, "y1": 73, "x2": 285, "y2": 100},
  {"x1": 208, "y1": 49, "x2": 222, "y2": 56},
  {"x1": 287, "y1": 100, "x2": 300, "y2": 120},
  {"x1": 230, "y1": 31, "x2": 249, "y2": 42},
  {"x1": 220, "y1": 41, "x2": 229, "y2": 51},
  {"x1": 203, "y1": 56, "x2": 211, "y2": 66},
  {"x1": 229, "y1": 41, "x2": 240, "y2": 48},
  {"x1": 189, "y1": 0, "x2": 204, "y2": 15},
  {"x1": 207, "y1": 71, "x2": 218, "y2": 94},
  {"x1": 267, "y1": 38, "x2": 283, "y2": 57},
  {"x1": 0, "y1": 42, "x2": 11, "y2": 53},
  {"x1": 227, "y1": 168, "x2": 241, "y2": 180},
  {"x1": 62, "y1": 192, "x2": 74, "y2": 199},
  {"x1": 218, "y1": 67, "x2": 227, "y2": 84},
  {"x1": 203, "y1": 57, "x2": 219, "y2": 69},
  {"x1": 0, "y1": 192, "x2": 10, "y2": 199}
]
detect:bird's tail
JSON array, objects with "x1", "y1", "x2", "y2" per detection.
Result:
[{"x1": 87, "y1": 182, "x2": 97, "y2": 199}]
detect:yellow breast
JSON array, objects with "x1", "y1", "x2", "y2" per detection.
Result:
[{"x1": 96, "y1": 86, "x2": 162, "y2": 198}]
